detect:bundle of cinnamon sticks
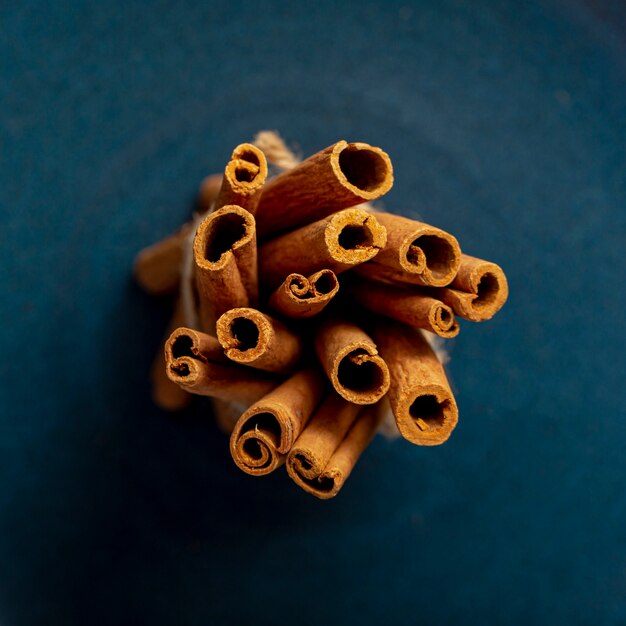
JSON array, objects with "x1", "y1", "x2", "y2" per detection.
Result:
[{"x1": 134, "y1": 133, "x2": 508, "y2": 499}]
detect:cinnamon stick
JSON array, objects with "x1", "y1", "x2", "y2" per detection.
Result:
[
  {"x1": 348, "y1": 278, "x2": 460, "y2": 338},
  {"x1": 373, "y1": 320, "x2": 459, "y2": 446},
  {"x1": 134, "y1": 173, "x2": 223, "y2": 295},
  {"x1": 214, "y1": 143, "x2": 268, "y2": 213},
  {"x1": 427, "y1": 254, "x2": 508, "y2": 321},
  {"x1": 151, "y1": 299, "x2": 192, "y2": 411},
  {"x1": 258, "y1": 208, "x2": 387, "y2": 288},
  {"x1": 193, "y1": 204, "x2": 257, "y2": 332},
  {"x1": 267, "y1": 270, "x2": 339, "y2": 319},
  {"x1": 164, "y1": 327, "x2": 276, "y2": 403},
  {"x1": 286, "y1": 398, "x2": 381, "y2": 499},
  {"x1": 255, "y1": 140, "x2": 393, "y2": 238},
  {"x1": 215, "y1": 308, "x2": 303, "y2": 375},
  {"x1": 354, "y1": 213, "x2": 461, "y2": 287},
  {"x1": 314, "y1": 318, "x2": 390, "y2": 405},
  {"x1": 229, "y1": 368, "x2": 326, "y2": 476}
]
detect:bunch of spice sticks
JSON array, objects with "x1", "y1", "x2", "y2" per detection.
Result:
[{"x1": 134, "y1": 133, "x2": 508, "y2": 499}]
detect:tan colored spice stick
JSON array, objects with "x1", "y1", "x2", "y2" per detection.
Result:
[
  {"x1": 258, "y1": 208, "x2": 387, "y2": 289},
  {"x1": 348, "y1": 278, "x2": 460, "y2": 338},
  {"x1": 164, "y1": 332, "x2": 276, "y2": 404},
  {"x1": 164, "y1": 326, "x2": 226, "y2": 365},
  {"x1": 287, "y1": 400, "x2": 382, "y2": 499},
  {"x1": 354, "y1": 213, "x2": 461, "y2": 287},
  {"x1": 193, "y1": 205, "x2": 257, "y2": 332},
  {"x1": 151, "y1": 299, "x2": 192, "y2": 411},
  {"x1": 267, "y1": 269, "x2": 339, "y2": 318},
  {"x1": 214, "y1": 143, "x2": 268, "y2": 214},
  {"x1": 215, "y1": 308, "x2": 303, "y2": 375},
  {"x1": 255, "y1": 140, "x2": 393, "y2": 239},
  {"x1": 230, "y1": 369, "x2": 327, "y2": 476},
  {"x1": 134, "y1": 173, "x2": 223, "y2": 295},
  {"x1": 428, "y1": 255, "x2": 509, "y2": 321},
  {"x1": 314, "y1": 318, "x2": 390, "y2": 405},
  {"x1": 373, "y1": 320, "x2": 458, "y2": 446}
]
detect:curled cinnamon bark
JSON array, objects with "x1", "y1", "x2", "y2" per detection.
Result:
[
  {"x1": 164, "y1": 327, "x2": 276, "y2": 403},
  {"x1": 428, "y1": 255, "x2": 508, "y2": 321},
  {"x1": 287, "y1": 398, "x2": 381, "y2": 499},
  {"x1": 373, "y1": 320, "x2": 458, "y2": 446},
  {"x1": 214, "y1": 143, "x2": 268, "y2": 213},
  {"x1": 267, "y1": 270, "x2": 339, "y2": 318},
  {"x1": 134, "y1": 173, "x2": 223, "y2": 295},
  {"x1": 215, "y1": 308, "x2": 303, "y2": 375},
  {"x1": 354, "y1": 213, "x2": 461, "y2": 287},
  {"x1": 151, "y1": 299, "x2": 192, "y2": 411},
  {"x1": 229, "y1": 369, "x2": 326, "y2": 476},
  {"x1": 193, "y1": 205, "x2": 257, "y2": 331},
  {"x1": 258, "y1": 208, "x2": 387, "y2": 288},
  {"x1": 314, "y1": 318, "x2": 390, "y2": 405},
  {"x1": 348, "y1": 279, "x2": 460, "y2": 338},
  {"x1": 255, "y1": 140, "x2": 393, "y2": 238}
]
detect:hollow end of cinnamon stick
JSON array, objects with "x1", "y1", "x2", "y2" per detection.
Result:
[
  {"x1": 164, "y1": 326, "x2": 224, "y2": 364},
  {"x1": 216, "y1": 307, "x2": 303, "y2": 374},
  {"x1": 325, "y1": 209, "x2": 387, "y2": 265},
  {"x1": 216, "y1": 144, "x2": 268, "y2": 212},
  {"x1": 315, "y1": 319, "x2": 390, "y2": 405},
  {"x1": 332, "y1": 141, "x2": 394, "y2": 201},
  {"x1": 268, "y1": 270, "x2": 339, "y2": 318},
  {"x1": 193, "y1": 205, "x2": 255, "y2": 272},
  {"x1": 447, "y1": 257, "x2": 509, "y2": 321}
]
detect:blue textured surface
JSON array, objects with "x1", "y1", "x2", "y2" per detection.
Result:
[{"x1": 1, "y1": 1, "x2": 625, "y2": 624}]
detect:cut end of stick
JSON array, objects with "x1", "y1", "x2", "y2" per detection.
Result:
[
  {"x1": 216, "y1": 308, "x2": 269, "y2": 363},
  {"x1": 225, "y1": 143, "x2": 268, "y2": 190},
  {"x1": 466, "y1": 263, "x2": 509, "y2": 320},
  {"x1": 326, "y1": 209, "x2": 387, "y2": 265},
  {"x1": 404, "y1": 229, "x2": 461, "y2": 287},
  {"x1": 193, "y1": 205, "x2": 255, "y2": 270},
  {"x1": 333, "y1": 346, "x2": 391, "y2": 405},
  {"x1": 332, "y1": 141, "x2": 394, "y2": 200},
  {"x1": 428, "y1": 301, "x2": 460, "y2": 338},
  {"x1": 399, "y1": 385, "x2": 458, "y2": 445}
]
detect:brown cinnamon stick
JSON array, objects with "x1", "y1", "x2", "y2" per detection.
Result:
[
  {"x1": 427, "y1": 255, "x2": 508, "y2": 321},
  {"x1": 193, "y1": 204, "x2": 257, "y2": 332},
  {"x1": 215, "y1": 308, "x2": 303, "y2": 375},
  {"x1": 134, "y1": 173, "x2": 223, "y2": 295},
  {"x1": 314, "y1": 318, "x2": 390, "y2": 404},
  {"x1": 255, "y1": 140, "x2": 393, "y2": 238},
  {"x1": 214, "y1": 143, "x2": 268, "y2": 213},
  {"x1": 286, "y1": 398, "x2": 381, "y2": 499},
  {"x1": 229, "y1": 368, "x2": 326, "y2": 476},
  {"x1": 373, "y1": 320, "x2": 458, "y2": 446},
  {"x1": 258, "y1": 208, "x2": 387, "y2": 288},
  {"x1": 164, "y1": 327, "x2": 276, "y2": 403},
  {"x1": 151, "y1": 299, "x2": 192, "y2": 411},
  {"x1": 354, "y1": 213, "x2": 461, "y2": 287},
  {"x1": 267, "y1": 270, "x2": 339, "y2": 318},
  {"x1": 348, "y1": 278, "x2": 460, "y2": 338}
]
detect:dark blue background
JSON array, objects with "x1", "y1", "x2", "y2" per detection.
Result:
[{"x1": 1, "y1": 0, "x2": 625, "y2": 624}]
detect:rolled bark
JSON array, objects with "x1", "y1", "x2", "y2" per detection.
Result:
[
  {"x1": 354, "y1": 213, "x2": 461, "y2": 287},
  {"x1": 373, "y1": 320, "x2": 458, "y2": 446},
  {"x1": 164, "y1": 327, "x2": 276, "y2": 403},
  {"x1": 151, "y1": 299, "x2": 192, "y2": 411},
  {"x1": 193, "y1": 205, "x2": 258, "y2": 332},
  {"x1": 427, "y1": 255, "x2": 508, "y2": 321},
  {"x1": 255, "y1": 140, "x2": 393, "y2": 239},
  {"x1": 314, "y1": 318, "x2": 390, "y2": 405},
  {"x1": 214, "y1": 143, "x2": 268, "y2": 214},
  {"x1": 134, "y1": 173, "x2": 223, "y2": 295},
  {"x1": 287, "y1": 399, "x2": 381, "y2": 499},
  {"x1": 229, "y1": 369, "x2": 327, "y2": 476},
  {"x1": 258, "y1": 208, "x2": 387, "y2": 289},
  {"x1": 348, "y1": 278, "x2": 460, "y2": 338},
  {"x1": 267, "y1": 270, "x2": 339, "y2": 319},
  {"x1": 215, "y1": 308, "x2": 303, "y2": 375}
]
